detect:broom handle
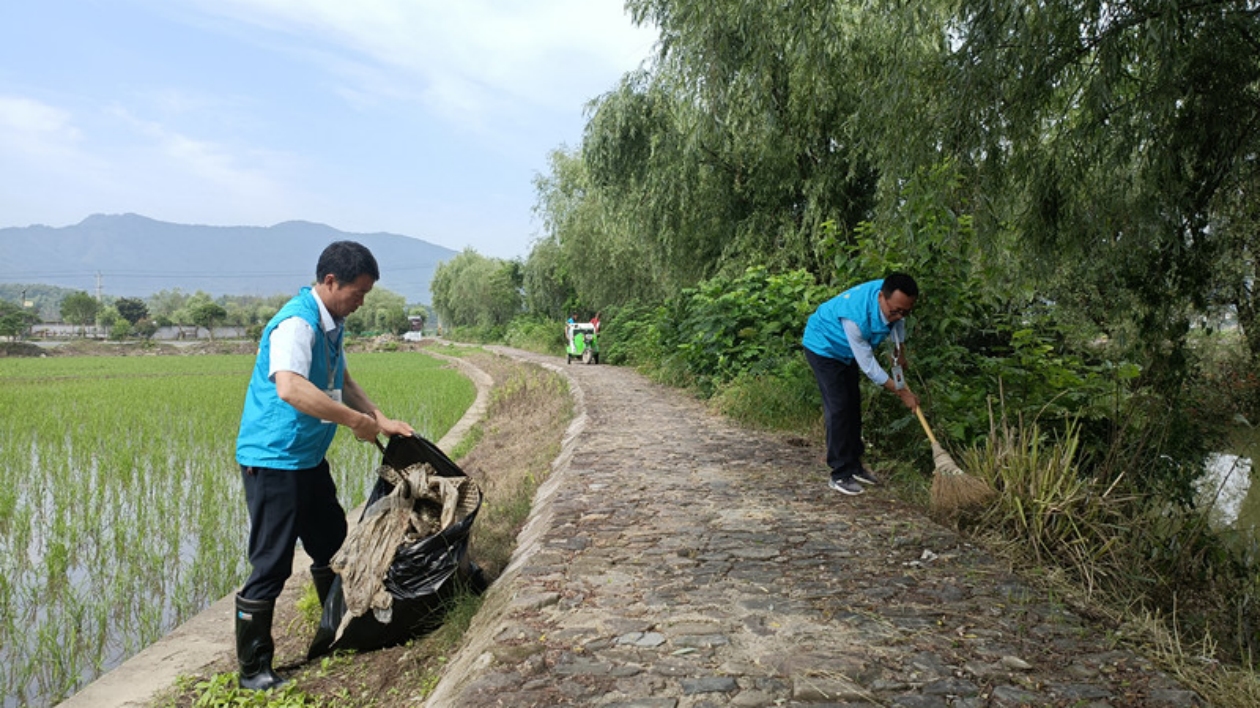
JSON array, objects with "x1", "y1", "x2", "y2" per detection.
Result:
[{"x1": 913, "y1": 406, "x2": 939, "y2": 446}]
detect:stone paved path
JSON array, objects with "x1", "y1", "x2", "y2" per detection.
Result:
[{"x1": 424, "y1": 347, "x2": 1202, "y2": 708}]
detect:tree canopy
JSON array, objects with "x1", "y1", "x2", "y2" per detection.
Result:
[
  {"x1": 0, "y1": 301, "x2": 38, "y2": 338},
  {"x1": 346, "y1": 287, "x2": 410, "y2": 336},
  {"x1": 115, "y1": 297, "x2": 149, "y2": 325},
  {"x1": 527, "y1": 0, "x2": 1260, "y2": 375},
  {"x1": 59, "y1": 292, "x2": 100, "y2": 332},
  {"x1": 430, "y1": 249, "x2": 523, "y2": 329}
]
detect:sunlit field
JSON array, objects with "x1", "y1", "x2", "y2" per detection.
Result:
[{"x1": 0, "y1": 351, "x2": 475, "y2": 708}]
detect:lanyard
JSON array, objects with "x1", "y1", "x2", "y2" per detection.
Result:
[
  {"x1": 322, "y1": 324, "x2": 342, "y2": 390},
  {"x1": 888, "y1": 326, "x2": 905, "y2": 390}
]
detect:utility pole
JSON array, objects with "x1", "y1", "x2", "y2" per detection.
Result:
[
  {"x1": 95, "y1": 272, "x2": 103, "y2": 301},
  {"x1": 19, "y1": 289, "x2": 28, "y2": 341}
]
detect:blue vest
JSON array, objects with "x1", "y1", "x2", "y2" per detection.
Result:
[
  {"x1": 236, "y1": 288, "x2": 345, "y2": 469},
  {"x1": 802, "y1": 279, "x2": 891, "y2": 362}
]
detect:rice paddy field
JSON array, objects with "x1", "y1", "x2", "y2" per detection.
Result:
[{"x1": 0, "y1": 350, "x2": 476, "y2": 708}]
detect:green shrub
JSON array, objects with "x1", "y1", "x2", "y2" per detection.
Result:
[
  {"x1": 443, "y1": 324, "x2": 505, "y2": 344},
  {"x1": 503, "y1": 317, "x2": 565, "y2": 355},
  {"x1": 709, "y1": 357, "x2": 822, "y2": 433},
  {"x1": 109, "y1": 319, "x2": 131, "y2": 341},
  {"x1": 667, "y1": 266, "x2": 828, "y2": 396}
]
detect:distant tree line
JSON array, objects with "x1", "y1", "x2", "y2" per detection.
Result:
[{"x1": 0, "y1": 284, "x2": 424, "y2": 340}]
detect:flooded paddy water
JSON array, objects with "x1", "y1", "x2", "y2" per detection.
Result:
[{"x1": 1203, "y1": 425, "x2": 1260, "y2": 533}]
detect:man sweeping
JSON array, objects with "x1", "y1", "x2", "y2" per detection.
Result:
[{"x1": 802, "y1": 273, "x2": 920, "y2": 496}]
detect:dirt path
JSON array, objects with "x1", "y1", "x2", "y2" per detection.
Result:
[{"x1": 423, "y1": 347, "x2": 1201, "y2": 707}]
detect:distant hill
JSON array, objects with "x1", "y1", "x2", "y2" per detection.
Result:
[{"x1": 0, "y1": 214, "x2": 458, "y2": 304}]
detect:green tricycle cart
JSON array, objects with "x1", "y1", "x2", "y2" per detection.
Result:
[{"x1": 565, "y1": 322, "x2": 600, "y2": 365}]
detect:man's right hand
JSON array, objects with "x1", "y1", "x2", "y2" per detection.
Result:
[
  {"x1": 896, "y1": 387, "x2": 919, "y2": 410},
  {"x1": 348, "y1": 411, "x2": 380, "y2": 441}
]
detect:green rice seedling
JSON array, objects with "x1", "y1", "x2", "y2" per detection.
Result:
[{"x1": 0, "y1": 350, "x2": 473, "y2": 708}]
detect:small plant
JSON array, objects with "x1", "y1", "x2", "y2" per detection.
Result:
[
  {"x1": 169, "y1": 672, "x2": 318, "y2": 707},
  {"x1": 296, "y1": 582, "x2": 323, "y2": 629}
]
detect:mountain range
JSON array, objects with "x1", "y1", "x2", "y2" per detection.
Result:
[{"x1": 0, "y1": 214, "x2": 459, "y2": 304}]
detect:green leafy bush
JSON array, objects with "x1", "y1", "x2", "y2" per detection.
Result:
[
  {"x1": 664, "y1": 266, "x2": 828, "y2": 395},
  {"x1": 503, "y1": 317, "x2": 565, "y2": 355},
  {"x1": 591, "y1": 303, "x2": 668, "y2": 369}
]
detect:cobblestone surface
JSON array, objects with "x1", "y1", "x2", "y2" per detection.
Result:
[{"x1": 423, "y1": 348, "x2": 1203, "y2": 708}]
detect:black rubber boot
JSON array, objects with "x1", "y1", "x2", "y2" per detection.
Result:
[
  {"x1": 235, "y1": 595, "x2": 286, "y2": 691},
  {"x1": 310, "y1": 565, "x2": 335, "y2": 607}
]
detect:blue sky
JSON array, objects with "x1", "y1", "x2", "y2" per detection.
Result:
[{"x1": 0, "y1": 0, "x2": 656, "y2": 259}]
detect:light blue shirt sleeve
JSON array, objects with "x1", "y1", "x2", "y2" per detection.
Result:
[{"x1": 842, "y1": 318, "x2": 906, "y2": 386}]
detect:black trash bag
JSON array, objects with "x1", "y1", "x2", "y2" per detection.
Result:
[{"x1": 308, "y1": 434, "x2": 486, "y2": 659}]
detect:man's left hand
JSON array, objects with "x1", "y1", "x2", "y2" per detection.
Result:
[{"x1": 375, "y1": 413, "x2": 415, "y2": 437}]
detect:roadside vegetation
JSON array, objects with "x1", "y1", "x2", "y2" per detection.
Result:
[
  {"x1": 5, "y1": 0, "x2": 1259, "y2": 705},
  {"x1": 437, "y1": 268, "x2": 1260, "y2": 706},
  {"x1": 0, "y1": 282, "x2": 427, "y2": 343}
]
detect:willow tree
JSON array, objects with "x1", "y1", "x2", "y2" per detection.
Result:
[
  {"x1": 531, "y1": 146, "x2": 670, "y2": 308},
  {"x1": 345, "y1": 287, "x2": 409, "y2": 336},
  {"x1": 581, "y1": 73, "x2": 730, "y2": 292},
  {"x1": 935, "y1": 0, "x2": 1260, "y2": 371},
  {"x1": 565, "y1": 0, "x2": 910, "y2": 291},
  {"x1": 59, "y1": 291, "x2": 99, "y2": 336},
  {"x1": 429, "y1": 249, "x2": 523, "y2": 328},
  {"x1": 520, "y1": 233, "x2": 572, "y2": 320}
]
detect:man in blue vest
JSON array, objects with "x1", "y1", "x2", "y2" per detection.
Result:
[
  {"x1": 802, "y1": 273, "x2": 920, "y2": 496},
  {"x1": 234, "y1": 240, "x2": 414, "y2": 689}
]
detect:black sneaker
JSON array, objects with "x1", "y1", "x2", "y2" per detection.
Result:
[
  {"x1": 828, "y1": 477, "x2": 863, "y2": 496},
  {"x1": 852, "y1": 468, "x2": 881, "y2": 486}
]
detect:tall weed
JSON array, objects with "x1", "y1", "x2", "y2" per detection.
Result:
[
  {"x1": 965, "y1": 416, "x2": 1137, "y2": 596},
  {"x1": 963, "y1": 405, "x2": 1260, "y2": 684}
]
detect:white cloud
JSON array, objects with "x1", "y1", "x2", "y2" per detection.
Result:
[
  {"x1": 174, "y1": 0, "x2": 655, "y2": 122},
  {"x1": 102, "y1": 105, "x2": 306, "y2": 223},
  {"x1": 0, "y1": 91, "x2": 304, "y2": 228},
  {"x1": 0, "y1": 95, "x2": 83, "y2": 158},
  {"x1": 114, "y1": 108, "x2": 276, "y2": 189}
]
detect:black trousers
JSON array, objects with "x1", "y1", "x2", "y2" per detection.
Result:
[
  {"x1": 805, "y1": 349, "x2": 863, "y2": 481},
  {"x1": 239, "y1": 459, "x2": 347, "y2": 601}
]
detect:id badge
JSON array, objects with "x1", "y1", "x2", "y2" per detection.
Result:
[
  {"x1": 891, "y1": 364, "x2": 905, "y2": 390},
  {"x1": 321, "y1": 388, "x2": 343, "y2": 424}
]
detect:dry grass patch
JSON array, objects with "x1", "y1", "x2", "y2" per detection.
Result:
[{"x1": 455, "y1": 351, "x2": 573, "y2": 580}]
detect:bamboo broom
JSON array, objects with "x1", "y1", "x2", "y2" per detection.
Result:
[{"x1": 914, "y1": 406, "x2": 994, "y2": 514}]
